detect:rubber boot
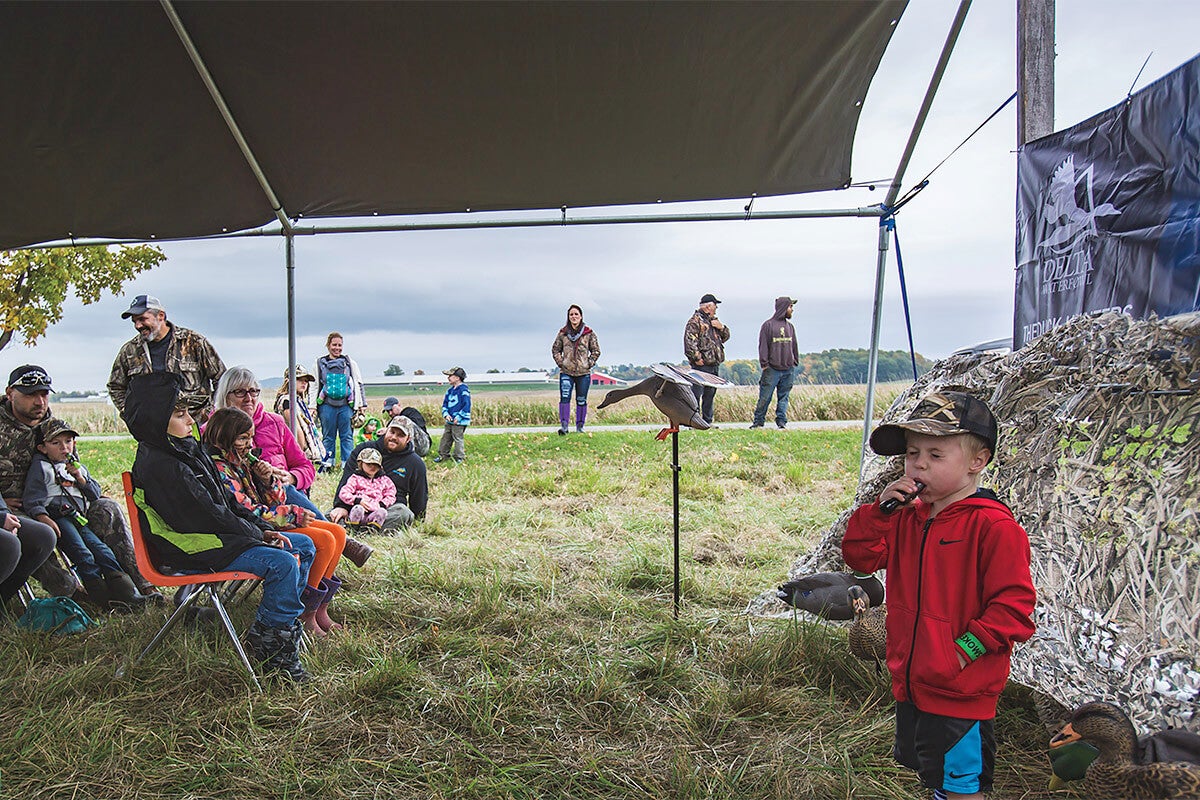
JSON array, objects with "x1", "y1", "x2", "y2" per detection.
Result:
[
  {"x1": 314, "y1": 575, "x2": 343, "y2": 633},
  {"x1": 575, "y1": 403, "x2": 587, "y2": 433},
  {"x1": 103, "y1": 571, "x2": 148, "y2": 613},
  {"x1": 558, "y1": 402, "x2": 570, "y2": 435},
  {"x1": 341, "y1": 536, "x2": 374, "y2": 568},
  {"x1": 81, "y1": 578, "x2": 111, "y2": 613},
  {"x1": 298, "y1": 582, "x2": 327, "y2": 637},
  {"x1": 246, "y1": 618, "x2": 311, "y2": 683}
]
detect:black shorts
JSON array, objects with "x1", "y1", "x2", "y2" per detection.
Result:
[{"x1": 893, "y1": 702, "x2": 994, "y2": 794}]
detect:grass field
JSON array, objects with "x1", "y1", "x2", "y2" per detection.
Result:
[{"x1": 0, "y1": 427, "x2": 1056, "y2": 799}]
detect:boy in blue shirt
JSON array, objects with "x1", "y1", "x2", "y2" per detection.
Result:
[{"x1": 434, "y1": 367, "x2": 471, "y2": 464}]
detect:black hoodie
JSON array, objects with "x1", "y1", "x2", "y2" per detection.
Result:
[
  {"x1": 757, "y1": 296, "x2": 799, "y2": 370},
  {"x1": 124, "y1": 372, "x2": 268, "y2": 571}
]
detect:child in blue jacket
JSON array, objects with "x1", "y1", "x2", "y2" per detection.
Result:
[{"x1": 434, "y1": 367, "x2": 471, "y2": 464}]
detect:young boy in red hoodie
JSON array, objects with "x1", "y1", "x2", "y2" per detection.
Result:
[{"x1": 842, "y1": 392, "x2": 1036, "y2": 800}]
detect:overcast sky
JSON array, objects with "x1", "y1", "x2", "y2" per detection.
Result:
[{"x1": 9, "y1": 0, "x2": 1200, "y2": 391}]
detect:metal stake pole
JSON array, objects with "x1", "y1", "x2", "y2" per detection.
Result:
[{"x1": 672, "y1": 429, "x2": 681, "y2": 619}]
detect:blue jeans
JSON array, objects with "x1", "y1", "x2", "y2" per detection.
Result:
[
  {"x1": 55, "y1": 516, "x2": 122, "y2": 581},
  {"x1": 318, "y1": 402, "x2": 353, "y2": 466},
  {"x1": 558, "y1": 373, "x2": 592, "y2": 405},
  {"x1": 284, "y1": 483, "x2": 326, "y2": 521},
  {"x1": 221, "y1": 535, "x2": 314, "y2": 628},
  {"x1": 752, "y1": 366, "x2": 796, "y2": 426}
]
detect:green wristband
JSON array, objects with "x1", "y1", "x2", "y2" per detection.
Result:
[
  {"x1": 852, "y1": 571, "x2": 873, "y2": 579},
  {"x1": 955, "y1": 632, "x2": 986, "y2": 662}
]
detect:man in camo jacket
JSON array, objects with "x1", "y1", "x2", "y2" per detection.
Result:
[
  {"x1": 1, "y1": 365, "x2": 159, "y2": 603},
  {"x1": 107, "y1": 294, "x2": 225, "y2": 423}
]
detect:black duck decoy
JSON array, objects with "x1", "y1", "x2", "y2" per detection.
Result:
[
  {"x1": 775, "y1": 571, "x2": 884, "y2": 621},
  {"x1": 597, "y1": 363, "x2": 729, "y2": 440},
  {"x1": 1049, "y1": 701, "x2": 1200, "y2": 798}
]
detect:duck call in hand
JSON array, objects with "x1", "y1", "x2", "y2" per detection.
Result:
[{"x1": 880, "y1": 480, "x2": 926, "y2": 514}]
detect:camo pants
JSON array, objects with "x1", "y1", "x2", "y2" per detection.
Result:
[{"x1": 29, "y1": 497, "x2": 154, "y2": 596}]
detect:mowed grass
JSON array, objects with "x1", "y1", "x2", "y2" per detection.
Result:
[{"x1": 0, "y1": 429, "x2": 1055, "y2": 799}]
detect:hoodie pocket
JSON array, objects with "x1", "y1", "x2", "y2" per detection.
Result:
[{"x1": 909, "y1": 614, "x2": 963, "y2": 687}]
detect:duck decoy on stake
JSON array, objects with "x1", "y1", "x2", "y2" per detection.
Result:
[{"x1": 597, "y1": 363, "x2": 731, "y2": 618}]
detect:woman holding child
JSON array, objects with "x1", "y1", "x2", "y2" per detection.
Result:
[{"x1": 123, "y1": 372, "x2": 314, "y2": 682}]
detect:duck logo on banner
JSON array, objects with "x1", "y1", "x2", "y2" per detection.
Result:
[{"x1": 1032, "y1": 155, "x2": 1122, "y2": 293}]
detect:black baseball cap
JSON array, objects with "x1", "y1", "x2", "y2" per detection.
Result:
[
  {"x1": 7, "y1": 364, "x2": 53, "y2": 394},
  {"x1": 699, "y1": 293, "x2": 721, "y2": 305},
  {"x1": 382, "y1": 396, "x2": 400, "y2": 412},
  {"x1": 869, "y1": 391, "x2": 998, "y2": 457},
  {"x1": 442, "y1": 367, "x2": 466, "y2": 381},
  {"x1": 121, "y1": 294, "x2": 165, "y2": 319}
]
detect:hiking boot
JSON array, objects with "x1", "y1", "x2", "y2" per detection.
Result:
[
  {"x1": 557, "y1": 428, "x2": 567, "y2": 436},
  {"x1": 341, "y1": 536, "x2": 374, "y2": 568},
  {"x1": 104, "y1": 572, "x2": 148, "y2": 612},
  {"x1": 81, "y1": 578, "x2": 111, "y2": 612},
  {"x1": 776, "y1": 421, "x2": 787, "y2": 429},
  {"x1": 246, "y1": 619, "x2": 311, "y2": 683},
  {"x1": 749, "y1": 422, "x2": 764, "y2": 429}
]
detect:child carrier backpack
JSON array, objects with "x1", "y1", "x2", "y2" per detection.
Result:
[{"x1": 323, "y1": 357, "x2": 351, "y2": 401}]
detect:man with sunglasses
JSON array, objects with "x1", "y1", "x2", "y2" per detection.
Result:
[
  {"x1": 1, "y1": 365, "x2": 84, "y2": 601},
  {"x1": 1, "y1": 365, "x2": 161, "y2": 607},
  {"x1": 107, "y1": 294, "x2": 225, "y2": 423}
]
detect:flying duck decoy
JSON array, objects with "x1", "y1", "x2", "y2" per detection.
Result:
[
  {"x1": 597, "y1": 363, "x2": 730, "y2": 440},
  {"x1": 776, "y1": 571, "x2": 884, "y2": 621},
  {"x1": 1049, "y1": 701, "x2": 1200, "y2": 798}
]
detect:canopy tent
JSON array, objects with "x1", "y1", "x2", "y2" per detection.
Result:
[
  {"x1": 1, "y1": 0, "x2": 973, "y2": 451},
  {"x1": 1, "y1": 0, "x2": 905, "y2": 249}
]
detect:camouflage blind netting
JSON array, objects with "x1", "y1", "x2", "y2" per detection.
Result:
[{"x1": 754, "y1": 310, "x2": 1200, "y2": 734}]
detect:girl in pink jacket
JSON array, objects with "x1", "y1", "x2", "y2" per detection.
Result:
[{"x1": 337, "y1": 448, "x2": 395, "y2": 528}]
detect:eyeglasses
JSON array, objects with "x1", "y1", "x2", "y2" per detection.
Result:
[
  {"x1": 10, "y1": 370, "x2": 52, "y2": 388},
  {"x1": 229, "y1": 388, "x2": 261, "y2": 399}
]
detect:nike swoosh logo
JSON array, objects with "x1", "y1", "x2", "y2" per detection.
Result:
[
  {"x1": 947, "y1": 771, "x2": 970, "y2": 780},
  {"x1": 939, "y1": 538, "x2": 964, "y2": 545}
]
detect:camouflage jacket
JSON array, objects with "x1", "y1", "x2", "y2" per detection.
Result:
[
  {"x1": 107, "y1": 324, "x2": 225, "y2": 417},
  {"x1": 0, "y1": 398, "x2": 45, "y2": 501},
  {"x1": 683, "y1": 309, "x2": 731, "y2": 367}
]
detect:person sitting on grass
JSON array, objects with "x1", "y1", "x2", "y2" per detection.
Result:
[
  {"x1": 355, "y1": 416, "x2": 381, "y2": 447},
  {"x1": 330, "y1": 415, "x2": 427, "y2": 531},
  {"x1": 434, "y1": 366, "x2": 470, "y2": 464},
  {"x1": 203, "y1": 406, "x2": 350, "y2": 637},
  {"x1": 23, "y1": 418, "x2": 146, "y2": 611},
  {"x1": 123, "y1": 372, "x2": 316, "y2": 683},
  {"x1": 337, "y1": 448, "x2": 395, "y2": 529}
]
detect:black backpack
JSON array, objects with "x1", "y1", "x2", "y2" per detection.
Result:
[{"x1": 400, "y1": 406, "x2": 429, "y2": 436}]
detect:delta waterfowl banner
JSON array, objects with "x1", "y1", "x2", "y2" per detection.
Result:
[{"x1": 1014, "y1": 52, "x2": 1200, "y2": 349}]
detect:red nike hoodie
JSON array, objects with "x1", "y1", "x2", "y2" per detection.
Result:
[{"x1": 843, "y1": 489, "x2": 1036, "y2": 719}]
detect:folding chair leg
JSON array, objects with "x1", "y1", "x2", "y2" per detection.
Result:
[{"x1": 208, "y1": 586, "x2": 263, "y2": 692}]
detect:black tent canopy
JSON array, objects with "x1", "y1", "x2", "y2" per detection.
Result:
[{"x1": 1, "y1": 0, "x2": 906, "y2": 249}]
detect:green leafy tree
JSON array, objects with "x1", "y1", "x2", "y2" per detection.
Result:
[
  {"x1": 384, "y1": 364, "x2": 404, "y2": 376},
  {"x1": 0, "y1": 245, "x2": 166, "y2": 352}
]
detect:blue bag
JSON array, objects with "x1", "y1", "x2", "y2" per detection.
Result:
[{"x1": 16, "y1": 596, "x2": 97, "y2": 635}]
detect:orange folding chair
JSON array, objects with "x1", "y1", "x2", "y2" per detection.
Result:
[{"x1": 118, "y1": 472, "x2": 264, "y2": 691}]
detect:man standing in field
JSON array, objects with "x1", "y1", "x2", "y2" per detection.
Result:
[
  {"x1": 107, "y1": 295, "x2": 225, "y2": 423},
  {"x1": 751, "y1": 296, "x2": 799, "y2": 429},
  {"x1": 683, "y1": 293, "x2": 730, "y2": 425}
]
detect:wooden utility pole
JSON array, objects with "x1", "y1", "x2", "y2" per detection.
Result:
[{"x1": 1017, "y1": 0, "x2": 1055, "y2": 144}]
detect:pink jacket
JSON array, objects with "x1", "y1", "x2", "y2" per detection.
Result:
[
  {"x1": 338, "y1": 471, "x2": 396, "y2": 512},
  {"x1": 252, "y1": 404, "x2": 316, "y2": 491}
]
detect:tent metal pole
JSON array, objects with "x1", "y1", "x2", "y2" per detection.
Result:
[
  {"x1": 286, "y1": 233, "x2": 298, "y2": 437},
  {"x1": 159, "y1": 0, "x2": 294, "y2": 234},
  {"x1": 861, "y1": 0, "x2": 972, "y2": 463},
  {"x1": 23, "y1": 205, "x2": 886, "y2": 249}
]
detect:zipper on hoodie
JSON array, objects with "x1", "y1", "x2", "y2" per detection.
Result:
[{"x1": 903, "y1": 516, "x2": 935, "y2": 701}]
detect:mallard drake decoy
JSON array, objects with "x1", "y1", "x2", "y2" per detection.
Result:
[
  {"x1": 1049, "y1": 701, "x2": 1200, "y2": 798},
  {"x1": 775, "y1": 571, "x2": 884, "y2": 621},
  {"x1": 847, "y1": 584, "x2": 887, "y2": 666},
  {"x1": 597, "y1": 363, "x2": 730, "y2": 440}
]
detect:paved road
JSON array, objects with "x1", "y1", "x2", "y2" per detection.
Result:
[{"x1": 80, "y1": 420, "x2": 863, "y2": 442}]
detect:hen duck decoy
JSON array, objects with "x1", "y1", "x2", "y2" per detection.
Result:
[
  {"x1": 597, "y1": 363, "x2": 730, "y2": 440},
  {"x1": 847, "y1": 584, "x2": 887, "y2": 666},
  {"x1": 1049, "y1": 701, "x2": 1200, "y2": 799},
  {"x1": 776, "y1": 571, "x2": 884, "y2": 621}
]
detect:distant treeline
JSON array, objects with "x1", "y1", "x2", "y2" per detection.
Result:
[{"x1": 597, "y1": 349, "x2": 932, "y2": 385}]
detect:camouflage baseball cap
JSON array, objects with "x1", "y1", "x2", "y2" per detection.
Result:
[
  {"x1": 36, "y1": 417, "x2": 79, "y2": 445},
  {"x1": 869, "y1": 391, "x2": 998, "y2": 457},
  {"x1": 357, "y1": 447, "x2": 383, "y2": 466}
]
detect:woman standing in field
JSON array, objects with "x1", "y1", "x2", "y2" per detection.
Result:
[
  {"x1": 551, "y1": 304, "x2": 601, "y2": 435},
  {"x1": 315, "y1": 332, "x2": 366, "y2": 469}
]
